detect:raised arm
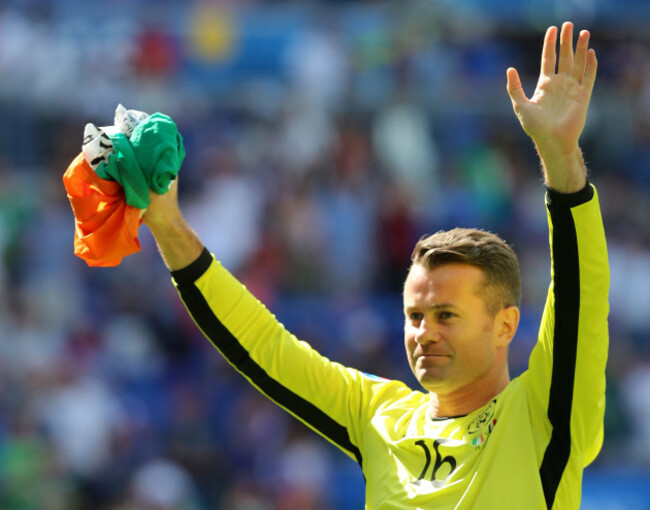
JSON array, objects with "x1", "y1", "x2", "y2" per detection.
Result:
[
  {"x1": 509, "y1": 24, "x2": 609, "y2": 507},
  {"x1": 506, "y1": 22, "x2": 597, "y2": 192},
  {"x1": 141, "y1": 178, "x2": 389, "y2": 468},
  {"x1": 143, "y1": 179, "x2": 204, "y2": 270}
]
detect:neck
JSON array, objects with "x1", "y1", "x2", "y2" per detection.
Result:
[{"x1": 428, "y1": 363, "x2": 510, "y2": 419}]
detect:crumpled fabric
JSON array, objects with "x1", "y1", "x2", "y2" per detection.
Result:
[
  {"x1": 91, "y1": 111, "x2": 185, "y2": 209},
  {"x1": 63, "y1": 104, "x2": 185, "y2": 266},
  {"x1": 83, "y1": 103, "x2": 149, "y2": 170},
  {"x1": 63, "y1": 152, "x2": 143, "y2": 267}
]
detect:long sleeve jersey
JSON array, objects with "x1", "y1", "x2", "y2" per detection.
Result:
[{"x1": 170, "y1": 184, "x2": 609, "y2": 509}]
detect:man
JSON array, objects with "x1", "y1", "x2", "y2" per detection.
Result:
[{"x1": 143, "y1": 22, "x2": 608, "y2": 509}]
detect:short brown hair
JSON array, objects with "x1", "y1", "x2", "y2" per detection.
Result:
[{"x1": 409, "y1": 228, "x2": 521, "y2": 315}]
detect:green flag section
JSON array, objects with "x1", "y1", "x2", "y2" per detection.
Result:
[{"x1": 95, "y1": 113, "x2": 185, "y2": 209}]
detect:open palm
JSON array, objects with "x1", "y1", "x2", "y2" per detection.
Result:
[{"x1": 507, "y1": 23, "x2": 597, "y2": 156}]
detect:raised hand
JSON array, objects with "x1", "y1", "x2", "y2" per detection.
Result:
[
  {"x1": 143, "y1": 178, "x2": 181, "y2": 230},
  {"x1": 506, "y1": 22, "x2": 598, "y2": 192}
]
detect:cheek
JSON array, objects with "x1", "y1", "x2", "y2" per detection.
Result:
[
  {"x1": 404, "y1": 329, "x2": 417, "y2": 357},
  {"x1": 404, "y1": 324, "x2": 416, "y2": 346},
  {"x1": 462, "y1": 334, "x2": 496, "y2": 368}
]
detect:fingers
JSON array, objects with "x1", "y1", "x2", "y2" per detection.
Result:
[
  {"x1": 571, "y1": 30, "x2": 590, "y2": 82},
  {"x1": 557, "y1": 21, "x2": 574, "y2": 75},
  {"x1": 543, "y1": 22, "x2": 596, "y2": 86},
  {"x1": 506, "y1": 67, "x2": 527, "y2": 107},
  {"x1": 540, "y1": 26, "x2": 558, "y2": 76},
  {"x1": 583, "y1": 48, "x2": 598, "y2": 93}
]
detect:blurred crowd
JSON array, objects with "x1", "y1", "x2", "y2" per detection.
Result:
[{"x1": 1, "y1": 1, "x2": 650, "y2": 509}]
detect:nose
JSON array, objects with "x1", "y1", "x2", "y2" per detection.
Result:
[{"x1": 415, "y1": 317, "x2": 441, "y2": 345}]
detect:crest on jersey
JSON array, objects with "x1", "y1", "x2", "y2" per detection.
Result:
[{"x1": 467, "y1": 399, "x2": 497, "y2": 435}]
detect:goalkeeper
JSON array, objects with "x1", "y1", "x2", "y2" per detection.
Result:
[{"x1": 142, "y1": 22, "x2": 608, "y2": 509}]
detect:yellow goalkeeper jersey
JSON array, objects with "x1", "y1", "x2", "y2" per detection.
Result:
[{"x1": 171, "y1": 184, "x2": 609, "y2": 510}]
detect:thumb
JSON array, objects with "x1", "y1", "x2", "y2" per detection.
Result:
[{"x1": 506, "y1": 67, "x2": 528, "y2": 108}]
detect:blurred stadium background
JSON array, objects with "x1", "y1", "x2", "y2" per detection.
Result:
[{"x1": 1, "y1": 0, "x2": 649, "y2": 508}]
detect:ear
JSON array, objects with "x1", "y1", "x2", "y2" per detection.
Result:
[{"x1": 494, "y1": 306, "x2": 520, "y2": 347}]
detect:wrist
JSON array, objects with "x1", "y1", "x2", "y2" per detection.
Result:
[
  {"x1": 147, "y1": 214, "x2": 204, "y2": 271},
  {"x1": 146, "y1": 216, "x2": 188, "y2": 247},
  {"x1": 143, "y1": 208, "x2": 184, "y2": 232},
  {"x1": 534, "y1": 139, "x2": 580, "y2": 160},
  {"x1": 535, "y1": 144, "x2": 587, "y2": 194}
]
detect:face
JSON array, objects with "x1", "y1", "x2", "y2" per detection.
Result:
[{"x1": 403, "y1": 263, "x2": 512, "y2": 395}]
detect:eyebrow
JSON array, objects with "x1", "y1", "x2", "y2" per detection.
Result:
[{"x1": 404, "y1": 303, "x2": 457, "y2": 313}]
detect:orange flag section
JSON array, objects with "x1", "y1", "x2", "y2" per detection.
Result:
[{"x1": 63, "y1": 153, "x2": 143, "y2": 267}]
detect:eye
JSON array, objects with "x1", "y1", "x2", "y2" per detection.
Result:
[
  {"x1": 438, "y1": 311, "x2": 456, "y2": 321},
  {"x1": 408, "y1": 312, "x2": 423, "y2": 322}
]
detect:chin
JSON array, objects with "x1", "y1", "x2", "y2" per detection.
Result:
[{"x1": 417, "y1": 373, "x2": 451, "y2": 393}]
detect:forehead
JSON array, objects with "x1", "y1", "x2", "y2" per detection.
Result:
[{"x1": 403, "y1": 263, "x2": 486, "y2": 305}]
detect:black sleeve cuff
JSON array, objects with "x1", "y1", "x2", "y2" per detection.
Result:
[
  {"x1": 170, "y1": 247, "x2": 213, "y2": 284},
  {"x1": 545, "y1": 181, "x2": 593, "y2": 208}
]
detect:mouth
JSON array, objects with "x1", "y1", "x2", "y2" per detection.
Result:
[
  {"x1": 416, "y1": 353, "x2": 452, "y2": 363},
  {"x1": 416, "y1": 351, "x2": 451, "y2": 358}
]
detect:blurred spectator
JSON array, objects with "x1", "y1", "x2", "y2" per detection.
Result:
[
  {"x1": 38, "y1": 369, "x2": 125, "y2": 480},
  {"x1": 274, "y1": 425, "x2": 334, "y2": 510},
  {"x1": 372, "y1": 93, "x2": 441, "y2": 214},
  {"x1": 621, "y1": 358, "x2": 650, "y2": 463},
  {"x1": 119, "y1": 458, "x2": 201, "y2": 510},
  {"x1": 285, "y1": 14, "x2": 349, "y2": 110},
  {"x1": 185, "y1": 146, "x2": 265, "y2": 273}
]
